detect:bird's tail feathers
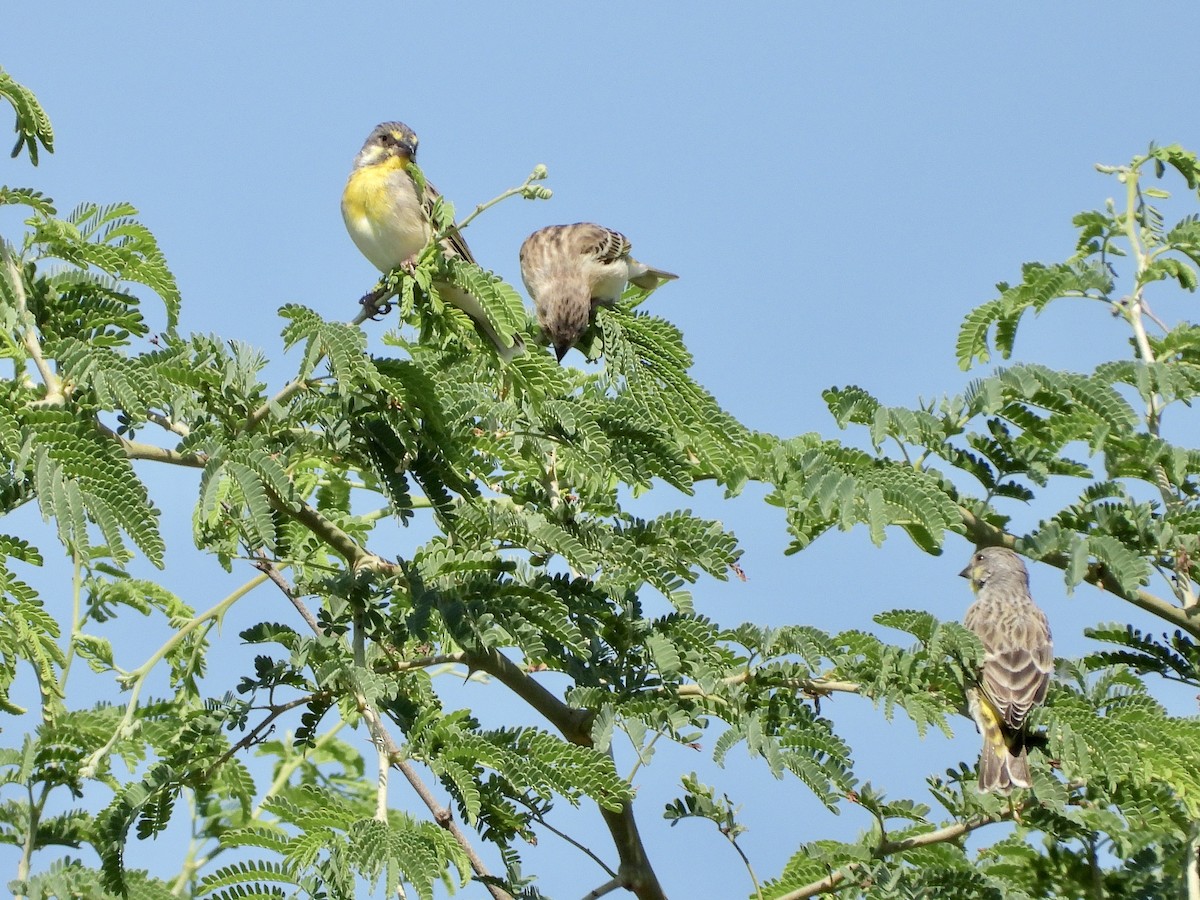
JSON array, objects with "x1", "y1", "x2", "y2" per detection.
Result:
[
  {"x1": 438, "y1": 283, "x2": 526, "y2": 362},
  {"x1": 977, "y1": 731, "x2": 1031, "y2": 794},
  {"x1": 970, "y1": 689, "x2": 1033, "y2": 794},
  {"x1": 628, "y1": 264, "x2": 679, "y2": 291}
]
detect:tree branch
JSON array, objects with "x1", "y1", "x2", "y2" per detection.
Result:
[
  {"x1": 466, "y1": 648, "x2": 592, "y2": 742},
  {"x1": 242, "y1": 377, "x2": 312, "y2": 433},
  {"x1": 582, "y1": 877, "x2": 623, "y2": 899},
  {"x1": 111, "y1": 422, "x2": 386, "y2": 575},
  {"x1": 146, "y1": 411, "x2": 190, "y2": 438},
  {"x1": 675, "y1": 673, "x2": 862, "y2": 701},
  {"x1": 779, "y1": 813, "x2": 1008, "y2": 900},
  {"x1": 203, "y1": 694, "x2": 321, "y2": 781},
  {"x1": 80, "y1": 572, "x2": 269, "y2": 778},
  {"x1": 284, "y1": 497, "x2": 391, "y2": 573},
  {"x1": 466, "y1": 648, "x2": 667, "y2": 900},
  {"x1": 115, "y1": 430, "x2": 207, "y2": 468}
]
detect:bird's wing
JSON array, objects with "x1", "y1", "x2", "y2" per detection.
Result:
[
  {"x1": 975, "y1": 608, "x2": 1053, "y2": 730},
  {"x1": 421, "y1": 179, "x2": 476, "y2": 264},
  {"x1": 575, "y1": 224, "x2": 632, "y2": 265}
]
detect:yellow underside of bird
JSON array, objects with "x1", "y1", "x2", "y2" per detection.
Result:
[
  {"x1": 968, "y1": 687, "x2": 1031, "y2": 793},
  {"x1": 341, "y1": 156, "x2": 429, "y2": 272},
  {"x1": 973, "y1": 693, "x2": 1007, "y2": 746}
]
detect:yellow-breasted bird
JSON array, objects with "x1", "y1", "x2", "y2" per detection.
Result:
[
  {"x1": 341, "y1": 121, "x2": 524, "y2": 361},
  {"x1": 518, "y1": 222, "x2": 677, "y2": 361},
  {"x1": 961, "y1": 546, "x2": 1053, "y2": 794}
]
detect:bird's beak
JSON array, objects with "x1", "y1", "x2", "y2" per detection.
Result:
[
  {"x1": 958, "y1": 565, "x2": 971, "y2": 579},
  {"x1": 397, "y1": 139, "x2": 416, "y2": 158}
]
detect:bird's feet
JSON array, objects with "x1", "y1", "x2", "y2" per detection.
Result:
[{"x1": 359, "y1": 287, "x2": 393, "y2": 320}]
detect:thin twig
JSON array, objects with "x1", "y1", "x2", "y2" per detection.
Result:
[
  {"x1": 146, "y1": 411, "x2": 190, "y2": 438},
  {"x1": 454, "y1": 165, "x2": 550, "y2": 234},
  {"x1": 80, "y1": 572, "x2": 270, "y2": 777},
  {"x1": 204, "y1": 694, "x2": 321, "y2": 781},
  {"x1": 675, "y1": 673, "x2": 862, "y2": 700},
  {"x1": 243, "y1": 378, "x2": 312, "y2": 433},
  {"x1": 375, "y1": 729, "x2": 389, "y2": 822},
  {"x1": 466, "y1": 648, "x2": 667, "y2": 899},
  {"x1": 253, "y1": 720, "x2": 346, "y2": 818},
  {"x1": 581, "y1": 878, "x2": 623, "y2": 899},
  {"x1": 727, "y1": 832, "x2": 763, "y2": 900},
  {"x1": 252, "y1": 554, "x2": 321, "y2": 633},
  {"x1": 625, "y1": 730, "x2": 663, "y2": 783},
  {"x1": 517, "y1": 797, "x2": 616, "y2": 879},
  {"x1": 545, "y1": 445, "x2": 561, "y2": 512}
]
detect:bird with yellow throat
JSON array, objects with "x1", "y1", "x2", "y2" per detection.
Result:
[{"x1": 341, "y1": 121, "x2": 524, "y2": 361}]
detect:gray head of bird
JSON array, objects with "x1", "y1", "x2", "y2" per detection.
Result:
[
  {"x1": 354, "y1": 121, "x2": 419, "y2": 168},
  {"x1": 959, "y1": 546, "x2": 1030, "y2": 591}
]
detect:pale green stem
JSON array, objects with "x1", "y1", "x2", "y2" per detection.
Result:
[
  {"x1": 779, "y1": 814, "x2": 1005, "y2": 900},
  {"x1": 80, "y1": 572, "x2": 269, "y2": 777},
  {"x1": 545, "y1": 445, "x2": 561, "y2": 512},
  {"x1": 147, "y1": 411, "x2": 190, "y2": 438},
  {"x1": 1118, "y1": 168, "x2": 1158, "y2": 379},
  {"x1": 14, "y1": 548, "x2": 76, "y2": 894},
  {"x1": 243, "y1": 377, "x2": 313, "y2": 433},
  {"x1": 727, "y1": 831, "x2": 763, "y2": 900},
  {"x1": 59, "y1": 549, "x2": 84, "y2": 687},
  {"x1": 1117, "y1": 168, "x2": 1198, "y2": 608},
  {"x1": 253, "y1": 721, "x2": 346, "y2": 818},
  {"x1": 2, "y1": 240, "x2": 62, "y2": 404},
  {"x1": 454, "y1": 165, "x2": 550, "y2": 234},
  {"x1": 626, "y1": 730, "x2": 663, "y2": 783},
  {"x1": 168, "y1": 793, "x2": 202, "y2": 896},
  {"x1": 1187, "y1": 826, "x2": 1200, "y2": 900},
  {"x1": 14, "y1": 780, "x2": 37, "y2": 897},
  {"x1": 375, "y1": 734, "x2": 389, "y2": 822}
]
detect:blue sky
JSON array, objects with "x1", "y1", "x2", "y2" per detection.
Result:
[{"x1": 5, "y1": 5, "x2": 1200, "y2": 897}]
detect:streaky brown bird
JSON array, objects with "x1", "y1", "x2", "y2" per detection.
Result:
[
  {"x1": 519, "y1": 222, "x2": 676, "y2": 361},
  {"x1": 961, "y1": 546, "x2": 1053, "y2": 794}
]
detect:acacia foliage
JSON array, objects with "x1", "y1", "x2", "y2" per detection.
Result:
[{"x1": 2, "y1": 64, "x2": 1200, "y2": 900}]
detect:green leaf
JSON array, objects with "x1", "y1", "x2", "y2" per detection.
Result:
[{"x1": 0, "y1": 66, "x2": 53, "y2": 164}]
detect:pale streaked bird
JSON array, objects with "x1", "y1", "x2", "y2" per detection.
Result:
[
  {"x1": 518, "y1": 223, "x2": 677, "y2": 361},
  {"x1": 961, "y1": 546, "x2": 1053, "y2": 794},
  {"x1": 341, "y1": 121, "x2": 524, "y2": 361}
]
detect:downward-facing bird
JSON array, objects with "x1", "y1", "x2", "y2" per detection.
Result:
[
  {"x1": 341, "y1": 121, "x2": 524, "y2": 361},
  {"x1": 519, "y1": 223, "x2": 677, "y2": 361},
  {"x1": 960, "y1": 546, "x2": 1053, "y2": 794}
]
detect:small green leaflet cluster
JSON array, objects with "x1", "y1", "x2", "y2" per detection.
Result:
[
  {"x1": 203, "y1": 786, "x2": 472, "y2": 900},
  {"x1": 0, "y1": 65, "x2": 52, "y2": 164}
]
